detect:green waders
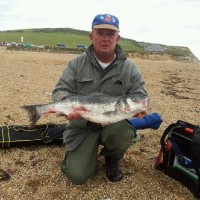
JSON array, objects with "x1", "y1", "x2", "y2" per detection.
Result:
[{"x1": 60, "y1": 120, "x2": 136, "y2": 185}]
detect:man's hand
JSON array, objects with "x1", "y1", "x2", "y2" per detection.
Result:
[
  {"x1": 67, "y1": 113, "x2": 81, "y2": 120},
  {"x1": 134, "y1": 111, "x2": 147, "y2": 119},
  {"x1": 59, "y1": 96, "x2": 80, "y2": 120}
]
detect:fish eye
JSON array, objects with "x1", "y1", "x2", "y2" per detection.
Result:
[{"x1": 131, "y1": 97, "x2": 138, "y2": 102}]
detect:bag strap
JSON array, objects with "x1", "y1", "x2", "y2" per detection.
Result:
[{"x1": 1, "y1": 126, "x2": 11, "y2": 148}]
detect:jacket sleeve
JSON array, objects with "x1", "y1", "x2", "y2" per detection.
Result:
[
  {"x1": 128, "y1": 63, "x2": 148, "y2": 98},
  {"x1": 52, "y1": 60, "x2": 77, "y2": 102}
]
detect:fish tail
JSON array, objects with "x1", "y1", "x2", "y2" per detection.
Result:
[{"x1": 21, "y1": 105, "x2": 41, "y2": 128}]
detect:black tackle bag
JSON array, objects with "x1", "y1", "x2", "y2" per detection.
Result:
[
  {"x1": 155, "y1": 120, "x2": 200, "y2": 198},
  {"x1": 0, "y1": 124, "x2": 66, "y2": 148}
]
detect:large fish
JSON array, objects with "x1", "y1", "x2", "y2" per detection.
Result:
[{"x1": 22, "y1": 93, "x2": 150, "y2": 128}]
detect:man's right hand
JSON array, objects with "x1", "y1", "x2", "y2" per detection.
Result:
[{"x1": 134, "y1": 111, "x2": 147, "y2": 119}]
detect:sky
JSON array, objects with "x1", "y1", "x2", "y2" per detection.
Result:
[{"x1": 0, "y1": 0, "x2": 200, "y2": 60}]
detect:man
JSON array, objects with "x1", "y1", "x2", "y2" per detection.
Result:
[{"x1": 52, "y1": 14, "x2": 148, "y2": 185}]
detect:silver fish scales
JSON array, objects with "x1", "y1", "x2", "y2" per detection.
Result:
[{"x1": 22, "y1": 93, "x2": 150, "y2": 128}]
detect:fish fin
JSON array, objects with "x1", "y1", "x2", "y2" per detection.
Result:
[{"x1": 21, "y1": 105, "x2": 41, "y2": 128}]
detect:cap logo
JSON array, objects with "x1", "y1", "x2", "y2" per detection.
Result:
[{"x1": 104, "y1": 15, "x2": 112, "y2": 22}]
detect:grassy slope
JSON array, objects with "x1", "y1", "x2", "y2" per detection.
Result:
[
  {"x1": 0, "y1": 28, "x2": 195, "y2": 57},
  {"x1": 0, "y1": 28, "x2": 147, "y2": 52}
]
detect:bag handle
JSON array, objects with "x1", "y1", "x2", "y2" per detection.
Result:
[{"x1": 160, "y1": 122, "x2": 179, "y2": 148}]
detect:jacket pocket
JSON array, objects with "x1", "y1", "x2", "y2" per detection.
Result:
[
  {"x1": 101, "y1": 78, "x2": 130, "y2": 96},
  {"x1": 76, "y1": 78, "x2": 96, "y2": 94}
]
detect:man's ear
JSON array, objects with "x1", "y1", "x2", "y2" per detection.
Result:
[
  {"x1": 89, "y1": 32, "x2": 93, "y2": 42},
  {"x1": 116, "y1": 34, "x2": 120, "y2": 43}
]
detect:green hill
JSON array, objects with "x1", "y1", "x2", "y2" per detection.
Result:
[
  {"x1": 0, "y1": 28, "x2": 198, "y2": 62},
  {"x1": 0, "y1": 28, "x2": 143, "y2": 52}
]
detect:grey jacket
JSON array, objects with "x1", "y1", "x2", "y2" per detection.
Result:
[{"x1": 52, "y1": 44, "x2": 148, "y2": 151}]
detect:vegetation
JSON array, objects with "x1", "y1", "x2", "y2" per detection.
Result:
[
  {"x1": 0, "y1": 28, "x2": 143, "y2": 51},
  {"x1": 0, "y1": 28, "x2": 195, "y2": 58},
  {"x1": 0, "y1": 29, "x2": 90, "y2": 48},
  {"x1": 165, "y1": 46, "x2": 192, "y2": 57}
]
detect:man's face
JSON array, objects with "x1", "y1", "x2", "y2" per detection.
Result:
[{"x1": 89, "y1": 29, "x2": 120, "y2": 55}]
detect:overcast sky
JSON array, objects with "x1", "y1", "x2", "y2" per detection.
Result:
[{"x1": 0, "y1": 0, "x2": 200, "y2": 59}]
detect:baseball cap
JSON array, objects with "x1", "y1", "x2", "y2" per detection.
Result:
[{"x1": 92, "y1": 14, "x2": 120, "y2": 31}]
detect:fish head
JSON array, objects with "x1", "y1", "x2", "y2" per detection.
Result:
[{"x1": 116, "y1": 96, "x2": 150, "y2": 114}]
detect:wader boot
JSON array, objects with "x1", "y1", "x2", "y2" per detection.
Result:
[{"x1": 105, "y1": 157, "x2": 123, "y2": 182}]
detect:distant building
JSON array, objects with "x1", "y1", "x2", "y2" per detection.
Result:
[{"x1": 145, "y1": 44, "x2": 164, "y2": 52}]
